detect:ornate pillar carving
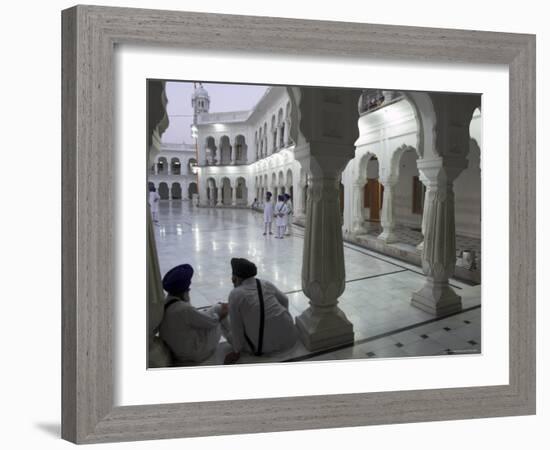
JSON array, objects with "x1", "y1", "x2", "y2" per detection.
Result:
[
  {"x1": 295, "y1": 144, "x2": 355, "y2": 350},
  {"x1": 411, "y1": 92, "x2": 480, "y2": 316},
  {"x1": 287, "y1": 86, "x2": 361, "y2": 350},
  {"x1": 411, "y1": 157, "x2": 466, "y2": 316},
  {"x1": 351, "y1": 180, "x2": 367, "y2": 234},
  {"x1": 378, "y1": 176, "x2": 399, "y2": 243}
]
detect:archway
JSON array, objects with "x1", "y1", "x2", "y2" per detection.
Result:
[
  {"x1": 453, "y1": 107, "x2": 482, "y2": 238},
  {"x1": 221, "y1": 177, "x2": 232, "y2": 205},
  {"x1": 205, "y1": 136, "x2": 217, "y2": 165},
  {"x1": 286, "y1": 169, "x2": 293, "y2": 199},
  {"x1": 158, "y1": 182, "x2": 169, "y2": 200},
  {"x1": 271, "y1": 115, "x2": 277, "y2": 152},
  {"x1": 170, "y1": 158, "x2": 181, "y2": 175},
  {"x1": 278, "y1": 171, "x2": 285, "y2": 197},
  {"x1": 393, "y1": 147, "x2": 422, "y2": 230},
  {"x1": 219, "y1": 136, "x2": 232, "y2": 164},
  {"x1": 271, "y1": 173, "x2": 277, "y2": 198},
  {"x1": 236, "y1": 177, "x2": 248, "y2": 205},
  {"x1": 188, "y1": 182, "x2": 198, "y2": 200},
  {"x1": 263, "y1": 122, "x2": 268, "y2": 156},
  {"x1": 234, "y1": 135, "x2": 247, "y2": 163},
  {"x1": 364, "y1": 156, "x2": 383, "y2": 223},
  {"x1": 277, "y1": 108, "x2": 284, "y2": 148},
  {"x1": 187, "y1": 158, "x2": 197, "y2": 174},
  {"x1": 206, "y1": 178, "x2": 217, "y2": 205},
  {"x1": 171, "y1": 182, "x2": 182, "y2": 199},
  {"x1": 157, "y1": 157, "x2": 168, "y2": 175}
]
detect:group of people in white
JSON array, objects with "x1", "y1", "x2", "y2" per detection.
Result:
[
  {"x1": 257, "y1": 192, "x2": 293, "y2": 238},
  {"x1": 158, "y1": 258, "x2": 298, "y2": 365}
]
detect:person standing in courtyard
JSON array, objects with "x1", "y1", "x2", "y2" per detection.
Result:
[
  {"x1": 159, "y1": 264, "x2": 229, "y2": 364},
  {"x1": 263, "y1": 191, "x2": 274, "y2": 235},
  {"x1": 284, "y1": 193, "x2": 293, "y2": 236},
  {"x1": 148, "y1": 184, "x2": 160, "y2": 224},
  {"x1": 224, "y1": 258, "x2": 298, "y2": 364},
  {"x1": 274, "y1": 194, "x2": 289, "y2": 239}
]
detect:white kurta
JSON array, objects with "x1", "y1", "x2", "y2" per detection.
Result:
[
  {"x1": 227, "y1": 278, "x2": 297, "y2": 355},
  {"x1": 148, "y1": 191, "x2": 160, "y2": 213},
  {"x1": 274, "y1": 201, "x2": 289, "y2": 227},
  {"x1": 159, "y1": 296, "x2": 222, "y2": 363},
  {"x1": 263, "y1": 200, "x2": 274, "y2": 223}
]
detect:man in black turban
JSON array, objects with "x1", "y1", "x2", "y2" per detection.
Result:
[
  {"x1": 224, "y1": 258, "x2": 297, "y2": 364},
  {"x1": 231, "y1": 258, "x2": 257, "y2": 282}
]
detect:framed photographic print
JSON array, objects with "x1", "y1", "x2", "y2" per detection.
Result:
[{"x1": 61, "y1": 4, "x2": 536, "y2": 444}]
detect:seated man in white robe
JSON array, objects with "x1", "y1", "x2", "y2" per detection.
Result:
[
  {"x1": 159, "y1": 264, "x2": 229, "y2": 364},
  {"x1": 224, "y1": 258, "x2": 298, "y2": 364}
]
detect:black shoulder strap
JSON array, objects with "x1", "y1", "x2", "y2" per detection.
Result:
[
  {"x1": 164, "y1": 298, "x2": 181, "y2": 310},
  {"x1": 256, "y1": 279, "x2": 265, "y2": 356}
]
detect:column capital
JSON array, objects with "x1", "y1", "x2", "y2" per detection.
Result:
[
  {"x1": 416, "y1": 156, "x2": 468, "y2": 186},
  {"x1": 294, "y1": 142, "x2": 356, "y2": 179}
]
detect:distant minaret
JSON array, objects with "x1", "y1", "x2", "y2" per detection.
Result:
[{"x1": 191, "y1": 82, "x2": 210, "y2": 125}]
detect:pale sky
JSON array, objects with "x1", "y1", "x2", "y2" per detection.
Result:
[{"x1": 161, "y1": 81, "x2": 269, "y2": 144}]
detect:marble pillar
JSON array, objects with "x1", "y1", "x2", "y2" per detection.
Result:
[
  {"x1": 300, "y1": 183, "x2": 307, "y2": 217},
  {"x1": 378, "y1": 177, "x2": 399, "y2": 243},
  {"x1": 295, "y1": 144, "x2": 355, "y2": 351},
  {"x1": 217, "y1": 187, "x2": 223, "y2": 206},
  {"x1": 293, "y1": 183, "x2": 304, "y2": 219},
  {"x1": 351, "y1": 181, "x2": 367, "y2": 234},
  {"x1": 232, "y1": 185, "x2": 237, "y2": 206},
  {"x1": 411, "y1": 158, "x2": 466, "y2": 316}
]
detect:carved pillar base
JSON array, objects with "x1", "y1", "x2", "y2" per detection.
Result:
[
  {"x1": 412, "y1": 279, "x2": 462, "y2": 316},
  {"x1": 351, "y1": 221, "x2": 368, "y2": 235},
  {"x1": 378, "y1": 228, "x2": 400, "y2": 243},
  {"x1": 296, "y1": 306, "x2": 354, "y2": 351}
]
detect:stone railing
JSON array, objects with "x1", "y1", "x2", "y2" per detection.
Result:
[{"x1": 197, "y1": 110, "x2": 250, "y2": 124}]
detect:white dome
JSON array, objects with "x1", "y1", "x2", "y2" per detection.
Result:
[{"x1": 192, "y1": 86, "x2": 209, "y2": 99}]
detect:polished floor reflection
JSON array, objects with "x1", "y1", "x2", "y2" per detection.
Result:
[{"x1": 154, "y1": 200, "x2": 481, "y2": 365}]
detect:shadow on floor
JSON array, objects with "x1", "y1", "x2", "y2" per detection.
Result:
[{"x1": 35, "y1": 422, "x2": 61, "y2": 438}]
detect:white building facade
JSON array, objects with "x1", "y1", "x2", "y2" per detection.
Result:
[
  {"x1": 194, "y1": 86, "x2": 481, "y2": 248},
  {"x1": 194, "y1": 87, "x2": 307, "y2": 214},
  {"x1": 148, "y1": 142, "x2": 199, "y2": 201}
]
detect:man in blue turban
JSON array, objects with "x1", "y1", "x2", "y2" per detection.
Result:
[{"x1": 159, "y1": 264, "x2": 229, "y2": 364}]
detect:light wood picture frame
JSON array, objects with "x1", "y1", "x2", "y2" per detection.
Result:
[{"x1": 61, "y1": 4, "x2": 536, "y2": 444}]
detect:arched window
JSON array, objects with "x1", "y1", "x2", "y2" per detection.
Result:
[{"x1": 170, "y1": 158, "x2": 181, "y2": 175}]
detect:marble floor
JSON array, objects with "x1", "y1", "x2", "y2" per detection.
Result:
[{"x1": 153, "y1": 200, "x2": 482, "y2": 366}]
